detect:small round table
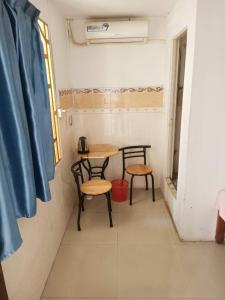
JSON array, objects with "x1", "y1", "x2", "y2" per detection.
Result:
[{"x1": 79, "y1": 144, "x2": 118, "y2": 179}]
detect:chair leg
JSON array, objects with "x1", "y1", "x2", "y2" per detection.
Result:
[
  {"x1": 108, "y1": 192, "x2": 112, "y2": 212},
  {"x1": 77, "y1": 195, "x2": 83, "y2": 231},
  {"x1": 145, "y1": 175, "x2": 148, "y2": 190},
  {"x1": 82, "y1": 196, "x2": 85, "y2": 212},
  {"x1": 106, "y1": 192, "x2": 113, "y2": 227},
  {"x1": 150, "y1": 173, "x2": 155, "y2": 202},
  {"x1": 130, "y1": 175, "x2": 134, "y2": 206}
]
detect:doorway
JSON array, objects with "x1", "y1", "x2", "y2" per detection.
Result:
[{"x1": 170, "y1": 31, "x2": 187, "y2": 189}]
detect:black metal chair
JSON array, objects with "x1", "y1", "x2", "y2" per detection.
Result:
[
  {"x1": 71, "y1": 159, "x2": 113, "y2": 231},
  {"x1": 119, "y1": 145, "x2": 155, "y2": 205}
]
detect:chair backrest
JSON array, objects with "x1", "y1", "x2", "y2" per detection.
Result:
[
  {"x1": 119, "y1": 145, "x2": 151, "y2": 179},
  {"x1": 71, "y1": 159, "x2": 92, "y2": 196}
]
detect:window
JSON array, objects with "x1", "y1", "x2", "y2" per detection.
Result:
[{"x1": 38, "y1": 19, "x2": 62, "y2": 165}]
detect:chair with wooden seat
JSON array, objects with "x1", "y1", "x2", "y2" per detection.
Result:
[
  {"x1": 119, "y1": 145, "x2": 155, "y2": 205},
  {"x1": 71, "y1": 159, "x2": 113, "y2": 231}
]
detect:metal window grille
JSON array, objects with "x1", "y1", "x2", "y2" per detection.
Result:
[{"x1": 38, "y1": 19, "x2": 62, "y2": 165}]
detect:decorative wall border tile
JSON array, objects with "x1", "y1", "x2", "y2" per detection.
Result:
[
  {"x1": 59, "y1": 86, "x2": 164, "y2": 110},
  {"x1": 59, "y1": 86, "x2": 163, "y2": 96},
  {"x1": 59, "y1": 89, "x2": 74, "y2": 97}
]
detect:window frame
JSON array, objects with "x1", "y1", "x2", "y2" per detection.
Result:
[{"x1": 38, "y1": 18, "x2": 62, "y2": 165}]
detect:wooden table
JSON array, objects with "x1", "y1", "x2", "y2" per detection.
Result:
[
  {"x1": 79, "y1": 144, "x2": 119, "y2": 179},
  {"x1": 80, "y1": 144, "x2": 118, "y2": 159}
]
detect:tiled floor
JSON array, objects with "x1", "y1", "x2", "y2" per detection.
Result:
[{"x1": 42, "y1": 189, "x2": 225, "y2": 300}]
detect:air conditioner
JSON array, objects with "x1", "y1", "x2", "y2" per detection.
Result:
[{"x1": 85, "y1": 20, "x2": 149, "y2": 44}]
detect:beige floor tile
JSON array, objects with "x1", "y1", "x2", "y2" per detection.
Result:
[
  {"x1": 114, "y1": 197, "x2": 165, "y2": 214},
  {"x1": 116, "y1": 190, "x2": 178, "y2": 245},
  {"x1": 113, "y1": 189, "x2": 163, "y2": 210},
  {"x1": 117, "y1": 210, "x2": 177, "y2": 245},
  {"x1": 42, "y1": 244, "x2": 117, "y2": 298},
  {"x1": 79, "y1": 189, "x2": 163, "y2": 213},
  {"x1": 162, "y1": 209, "x2": 181, "y2": 244},
  {"x1": 41, "y1": 298, "x2": 195, "y2": 300},
  {"x1": 42, "y1": 298, "x2": 116, "y2": 300},
  {"x1": 117, "y1": 299, "x2": 194, "y2": 300},
  {"x1": 112, "y1": 189, "x2": 165, "y2": 214},
  {"x1": 62, "y1": 212, "x2": 117, "y2": 245},
  {"x1": 177, "y1": 242, "x2": 225, "y2": 298},
  {"x1": 43, "y1": 189, "x2": 225, "y2": 300},
  {"x1": 42, "y1": 298, "x2": 193, "y2": 300},
  {"x1": 79, "y1": 194, "x2": 116, "y2": 212},
  {"x1": 118, "y1": 245, "x2": 192, "y2": 298}
]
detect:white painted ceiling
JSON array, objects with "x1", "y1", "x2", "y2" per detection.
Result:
[{"x1": 52, "y1": 0, "x2": 178, "y2": 19}]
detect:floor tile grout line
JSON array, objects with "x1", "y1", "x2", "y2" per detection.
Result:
[
  {"x1": 173, "y1": 241, "x2": 195, "y2": 299},
  {"x1": 158, "y1": 199, "x2": 181, "y2": 244},
  {"x1": 42, "y1": 298, "x2": 195, "y2": 299},
  {"x1": 41, "y1": 207, "x2": 76, "y2": 299},
  {"x1": 44, "y1": 190, "x2": 213, "y2": 299}
]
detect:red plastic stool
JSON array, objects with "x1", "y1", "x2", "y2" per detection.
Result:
[{"x1": 111, "y1": 179, "x2": 128, "y2": 202}]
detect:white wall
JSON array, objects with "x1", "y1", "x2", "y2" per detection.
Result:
[
  {"x1": 70, "y1": 17, "x2": 167, "y2": 188},
  {"x1": 164, "y1": 0, "x2": 225, "y2": 241},
  {"x1": 180, "y1": 0, "x2": 225, "y2": 240},
  {"x1": 36, "y1": 0, "x2": 71, "y2": 91},
  {"x1": 69, "y1": 17, "x2": 166, "y2": 88},
  {"x1": 73, "y1": 110, "x2": 163, "y2": 188},
  {"x1": 162, "y1": 0, "x2": 197, "y2": 236},
  {"x1": 2, "y1": 1, "x2": 75, "y2": 300}
]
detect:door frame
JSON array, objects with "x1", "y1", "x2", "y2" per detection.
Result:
[{"x1": 166, "y1": 29, "x2": 187, "y2": 184}]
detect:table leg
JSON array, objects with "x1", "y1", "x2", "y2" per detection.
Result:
[
  {"x1": 101, "y1": 157, "x2": 109, "y2": 179},
  {"x1": 81, "y1": 158, "x2": 92, "y2": 179},
  {"x1": 81, "y1": 157, "x2": 110, "y2": 179}
]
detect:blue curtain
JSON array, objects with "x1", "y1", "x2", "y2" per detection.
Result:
[
  {"x1": 0, "y1": 0, "x2": 54, "y2": 260},
  {"x1": 0, "y1": 134, "x2": 22, "y2": 260},
  {"x1": 5, "y1": 0, "x2": 55, "y2": 200}
]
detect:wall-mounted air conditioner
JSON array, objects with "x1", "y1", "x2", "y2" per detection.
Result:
[{"x1": 85, "y1": 20, "x2": 149, "y2": 44}]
